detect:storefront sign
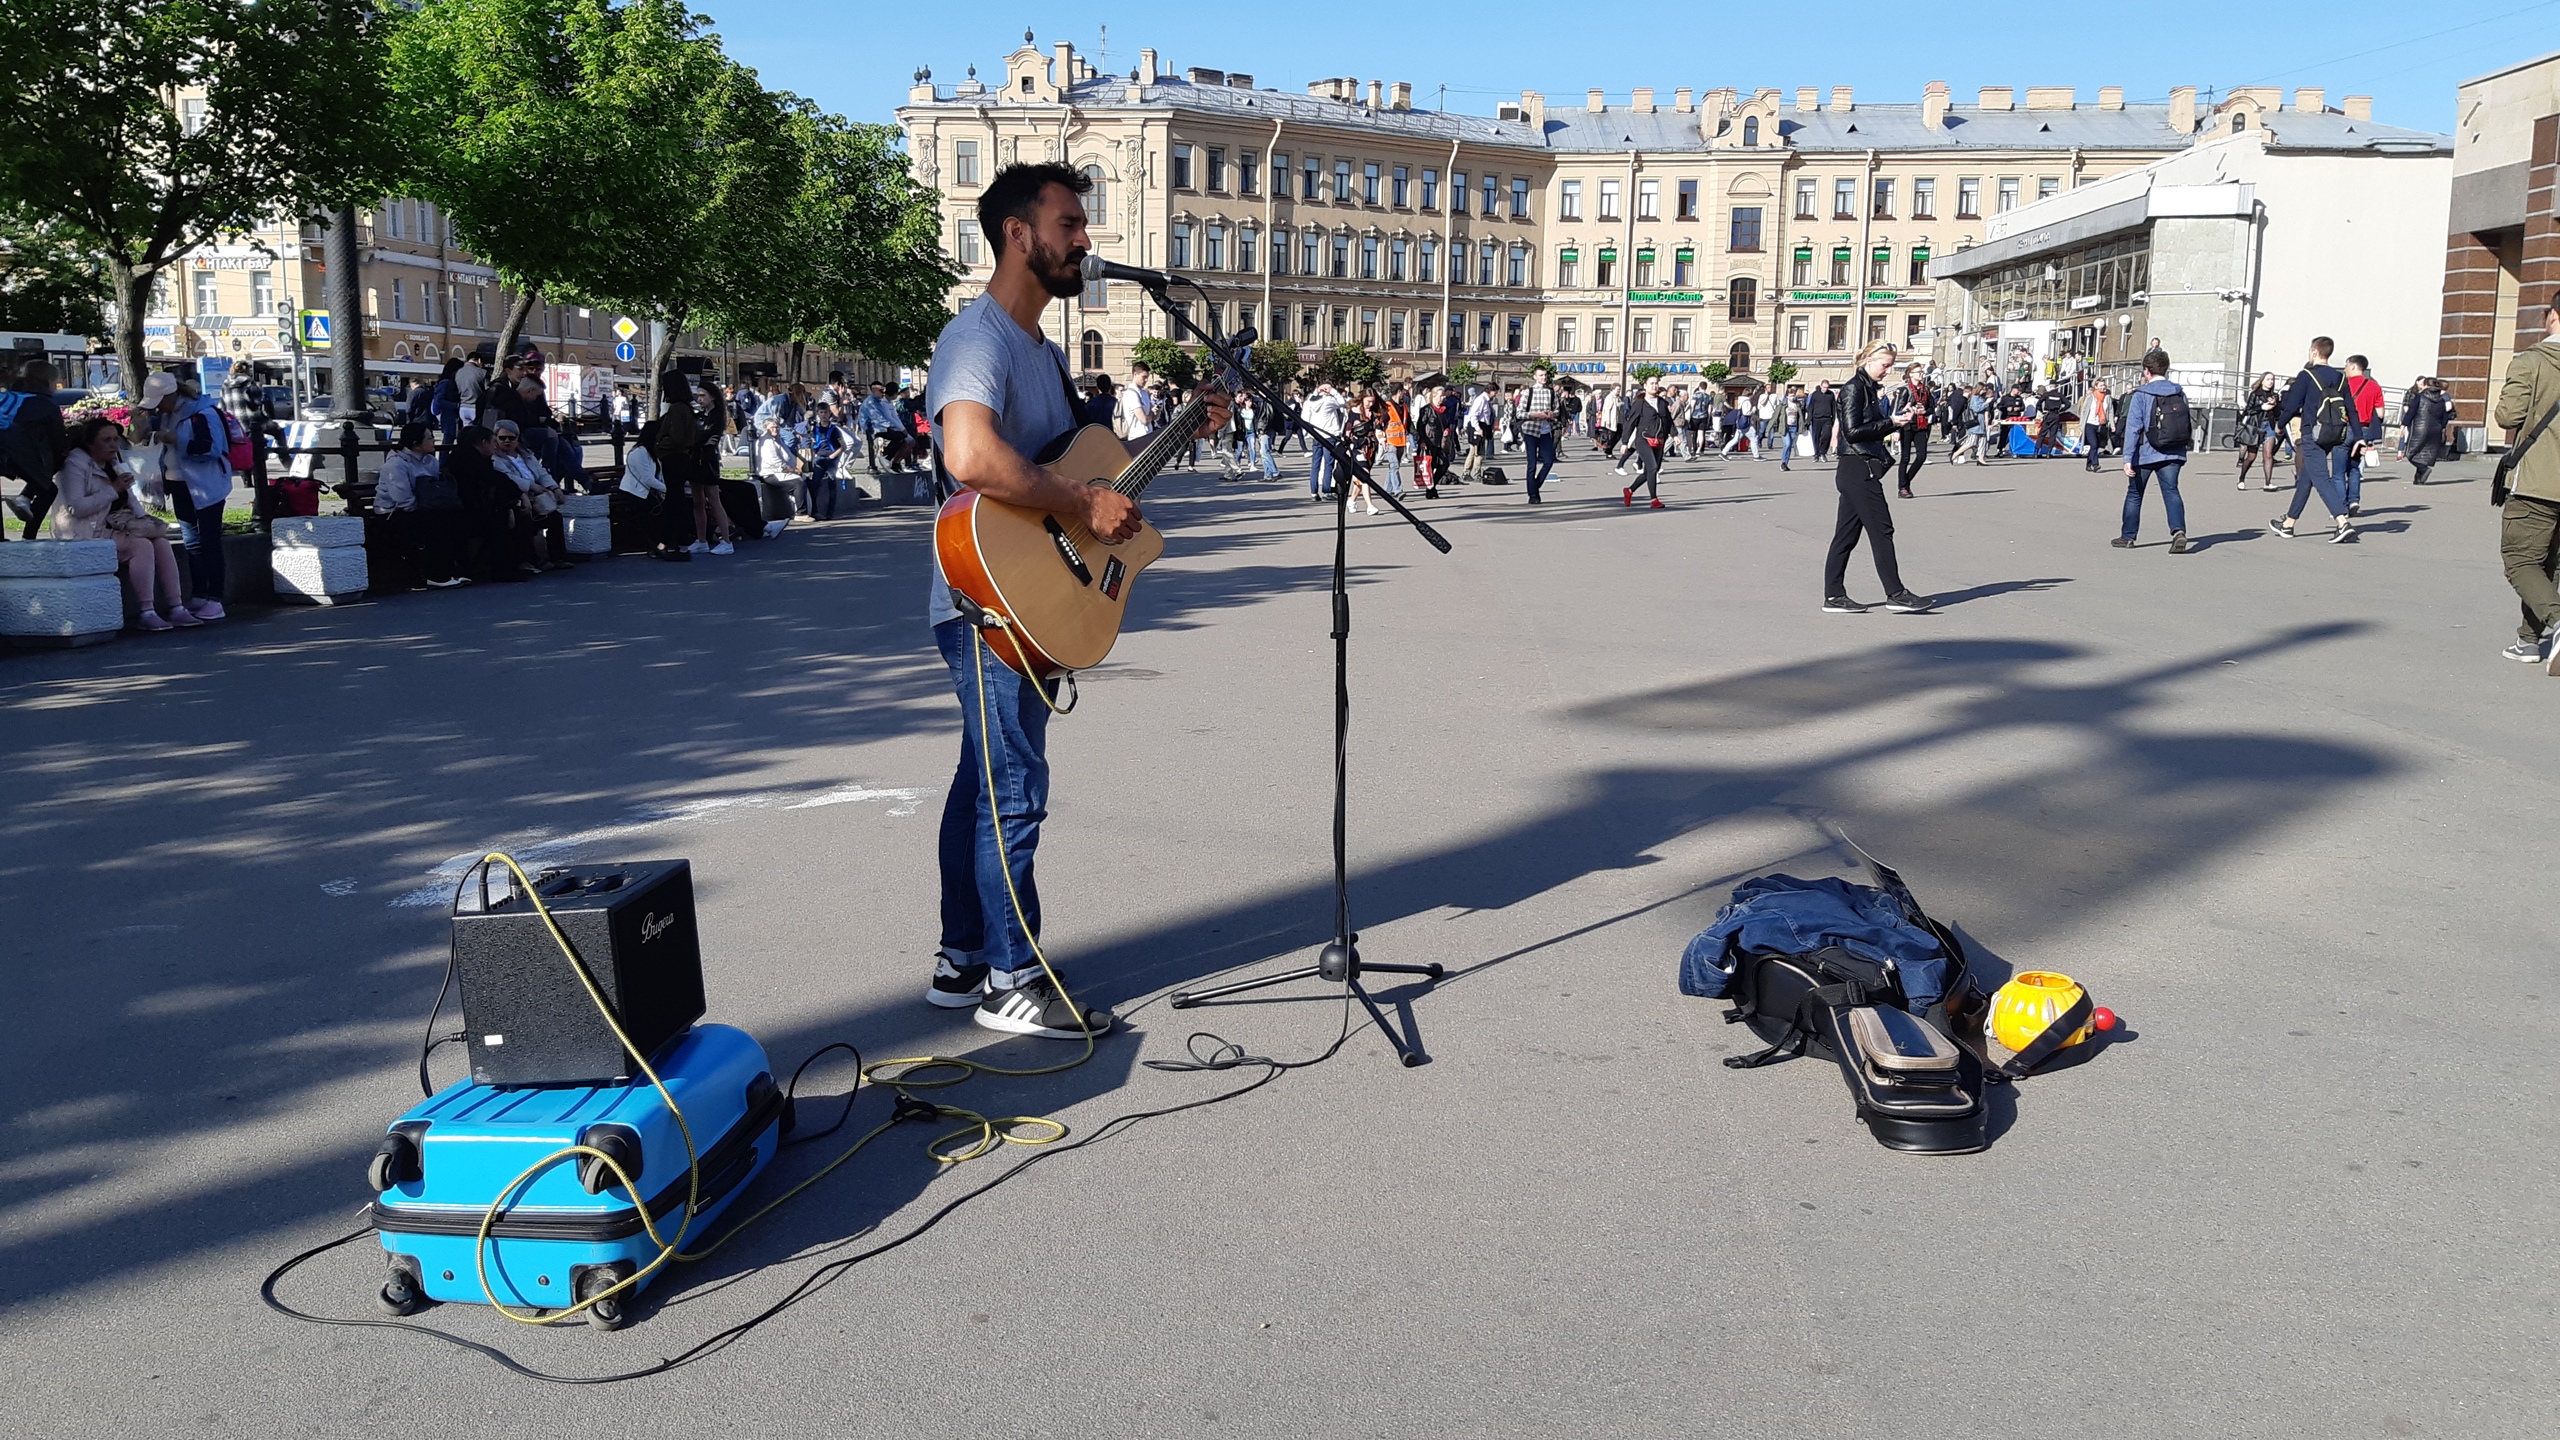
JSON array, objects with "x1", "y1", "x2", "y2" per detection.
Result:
[
  {"x1": 1790, "y1": 289, "x2": 1854, "y2": 304},
  {"x1": 1627, "y1": 290, "x2": 1704, "y2": 305}
]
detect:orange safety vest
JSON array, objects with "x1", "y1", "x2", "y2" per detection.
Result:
[{"x1": 1383, "y1": 405, "x2": 1407, "y2": 446}]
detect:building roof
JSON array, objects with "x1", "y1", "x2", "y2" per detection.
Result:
[
  {"x1": 2461, "y1": 48, "x2": 2560, "y2": 88},
  {"x1": 909, "y1": 79, "x2": 2446, "y2": 157}
]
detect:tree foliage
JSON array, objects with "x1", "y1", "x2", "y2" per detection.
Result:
[
  {"x1": 1631, "y1": 363, "x2": 1668, "y2": 382},
  {"x1": 1130, "y1": 335, "x2": 1195, "y2": 388},
  {"x1": 0, "y1": 0, "x2": 391, "y2": 392},
  {"x1": 0, "y1": 211, "x2": 109, "y2": 338},
  {"x1": 1448, "y1": 359, "x2": 1479, "y2": 386},
  {"x1": 1322, "y1": 343, "x2": 1383, "y2": 389},
  {"x1": 1248, "y1": 337, "x2": 1298, "y2": 389},
  {"x1": 1766, "y1": 360, "x2": 1800, "y2": 386}
]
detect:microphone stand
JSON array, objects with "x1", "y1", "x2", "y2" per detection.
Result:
[{"x1": 1140, "y1": 276, "x2": 1450, "y2": 1066}]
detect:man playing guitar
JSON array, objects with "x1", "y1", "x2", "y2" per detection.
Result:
[{"x1": 923, "y1": 162, "x2": 1227, "y2": 1037}]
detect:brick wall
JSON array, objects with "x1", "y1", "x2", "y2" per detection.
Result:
[
  {"x1": 2516, "y1": 115, "x2": 2560, "y2": 363},
  {"x1": 2443, "y1": 113, "x2": 2560, "y2": 423},
  {"x1": 2440, "y1": 230, "x2": 2504, "y2": 415}
]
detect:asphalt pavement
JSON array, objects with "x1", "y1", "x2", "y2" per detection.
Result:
[{"x1": 2, "y1": 439, "x2": 2553, "y2": 1439}]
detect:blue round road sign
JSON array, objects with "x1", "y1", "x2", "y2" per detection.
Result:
[{"x1": 614, "y1": 341, "x2": 637, "y2": 362}]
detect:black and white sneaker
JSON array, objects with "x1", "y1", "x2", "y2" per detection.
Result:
[
  {"x1": 1822, "y1": 595, "x2": 1869, "y2": 613},
  {"x1": 926, "y1": 949, "x2": 989, "y2": 1009},
  {"x1": 1884, "y1": 592, "x2": 1936, "y2": 614},
  {"x1": 975, "y1": 975, "x2": 1112, "y2": 1040}
]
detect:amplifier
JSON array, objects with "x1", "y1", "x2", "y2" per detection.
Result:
[{"x1": 452, "y1": 860, "x2": 706, "y2": 1088}]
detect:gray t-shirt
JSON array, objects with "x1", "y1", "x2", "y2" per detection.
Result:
[{"x1": 923, "y1": 291, "x2": 1079, "y2": 627}]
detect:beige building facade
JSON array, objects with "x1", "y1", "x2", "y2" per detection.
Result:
[{"x1": 899, "y1": 40, "x2": 2393, "y2": 392}]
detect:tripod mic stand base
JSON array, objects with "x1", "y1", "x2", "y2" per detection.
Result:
[{"x1": 1168, "y1": 938, "x2": 1444, "y2": 1066}]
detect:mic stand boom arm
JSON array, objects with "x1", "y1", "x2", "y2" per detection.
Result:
[{"x1": 1134, "y1": 275, "x2": 1449, "y2": 1066}]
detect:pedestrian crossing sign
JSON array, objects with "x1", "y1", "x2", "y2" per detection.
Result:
[{"x1": 298, "y1": 310, "x2": 331, "y2": 344}]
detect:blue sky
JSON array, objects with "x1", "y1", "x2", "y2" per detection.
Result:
[{"x1": 706, "y1": 1, "x2": 2558, "y2": 134}]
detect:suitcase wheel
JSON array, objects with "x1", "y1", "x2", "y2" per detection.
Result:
[
  {"x1": 376, "y1": 1275, "x2": 428, "y2": 1317},
  {"x1": 576, "y1": 1263, "x2": 636, "y2": 1331}
]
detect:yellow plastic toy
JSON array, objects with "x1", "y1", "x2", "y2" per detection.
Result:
[{"x1": 1988, "y1": 971, "x2": 2102, "y2": 1052}]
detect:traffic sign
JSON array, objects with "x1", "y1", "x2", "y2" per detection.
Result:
[
  {"x1": 614, "y1": 341, "x2": 637, "y2": 363},
  {"x1": 613, "y1": 316, "x2": 638, "y2": 341},
  {"x1": 298, "y1": 310, "x2": 331, "y2": 344}
]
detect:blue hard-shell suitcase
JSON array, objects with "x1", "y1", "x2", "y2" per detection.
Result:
[{"x1": 368, "y1": 1023, "x2": 781, "y2": 1325}]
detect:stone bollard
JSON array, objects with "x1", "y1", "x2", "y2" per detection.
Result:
[
  {"x1": 0, "y1": 539, "x2": 124, "y2": 648},
  {"x1": 269, "y1": 515, "x2": 369, "y2": 605},
  {"x1": 561, "y1": 492, "x2": 612, "y2": 556}
]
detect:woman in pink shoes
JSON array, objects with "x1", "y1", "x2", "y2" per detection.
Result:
[{"x1": 57, "y1": 417, "x2": 196, "y2": 631}]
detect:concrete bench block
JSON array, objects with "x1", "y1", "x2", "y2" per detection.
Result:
[
  {"x1": 0, "y1": 573, "x2": 124, "y2": 646},
  {"x1": 269, "y1": 516, "x2": 366, "y2": 549},
  {"x1": 0, "y1": 538, "x2": 118, "y2": 578},
  {"x1": 271, "y1": 543, "x2": 368, "y2": 605},
  {"x1": 561, "y1": 493, "x2": 612, "y2": 554}
]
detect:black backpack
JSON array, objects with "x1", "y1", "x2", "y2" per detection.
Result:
[
  {"x1": 2308, "y1": 370, "x2": 2354, "y2": 448},
  {"x1": 2143, "y1": 385, "x2": 2193, "y2": 454}
]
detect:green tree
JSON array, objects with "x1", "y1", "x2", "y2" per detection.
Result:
[
  {"x1": 1248, "y1": 337, "x2": 1298, "y2": 389},
  {"x1": 0, "y1": 211, "x2": 109, "y2": 338},
  {"x1": 1765, "y1": 360, "x2": 1800, "y2": 386},
  {"x1": 1448, "y1": 359, "x2": 1478, "y2": 386},
  {"x1": 0, "y1": 0, "x2": 390, "y2": 392},
  {"x1": 763, "y1": 107, "x2": 956, "y2": 367},
  {"x1": 1131, "y1": 335, "x2": 1196, "y2": 388},
  {"x1": 1632, "y1": 363, "x2": 1667, "y2": 382},
  {"x1": 1322, "y1": 343, "x2": 1383, "y2": 389},
  {"x1": 1699, "y1": 363, "x2": 1729, "y2": 383}
]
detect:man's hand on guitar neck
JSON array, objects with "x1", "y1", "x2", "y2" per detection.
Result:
[
  {"x1": 940, "y1": 398, "x2": 1147, "y2": 543},
  {"x1": 1192, "y1": 384, "x2": 1232, "y2": 441}
]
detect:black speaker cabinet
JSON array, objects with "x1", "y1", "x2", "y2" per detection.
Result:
[{"x1": 452, "y1": 860, "x2": 706, "y2": 1088}]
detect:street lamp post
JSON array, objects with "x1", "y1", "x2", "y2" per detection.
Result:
[{"x1": 326, "y1": 203, "x2": 367, "y2": 419}]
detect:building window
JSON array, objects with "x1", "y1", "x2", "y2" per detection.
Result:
[
  {"x1": 1743, "y1": 116, "x2": 1761, "y2": 147},
  {"x1": 1240, "y1": 150, "x2": 1259, "y2": 195},
  {"x1": 1170, "y1": 222, "x2": 1193, "y2": 268},
  {"x1": 1361, "y1": 308, "x2": 1379, "y2": 346},
  {"x1": 1728, "y1": 277, "x2": 1757, "y2": 323},
  {"x1": 1672, "y1": 247, "x2": 1694, "y2": 286},
  {"x1": 1996, "y1": 177, "x2": 2020, "y2": 212},
  {"x1": 1389, "y1": 310, "x2": 1408, "y2": 349},
  {"x1": 1331, "y1": 233, "x2": 1350, "y2": 278},
  {"x1": 1483, "y1": 174, "x2": 1500, "y2": 216},
  {"x1": 1078, "y1": 165, "x2": 1109, "y2": 222},
  {"x1": 475, "y1": 288, "x2": 486, "y2": 327},
  {"x1": 956, "y1": 219, "x2": 982, "y2": 265},
  {"x1": 1729, "y1": 206, "x2": 1763, "y2": 252},
  {"x1": 1677, "y1": 178, "x2": 1699, "y2": 220},
  {"x1": 1791, "y1": 246, "x2": 1813, "y2": 285},
  {"x1": 1239, "y1": 228, "x2": 1259, "y2": 273},
  {"x1": 1729, "y1": 341, "x2": 1751, "y2": 373},
  {"x1": 1907, "y1": 246, "x2": 1931, "y2": 287},
  {"x1": 1301, "y1": 231, "x2": 1322, "y2": 275},
  {"x1": 1670, "y1": 315, "x2": 1693, "y2": 352},
  {"x1": 1273, "y1": 152, "x2": 1290, "y2": 194},
  {"x1": 1555, "y1": 316, "x2": 1578, "y2": 353},
  {"x1": 1205, "y1": 223, "x2": 1228, "y2": 269},
  {"x1": 1238, "y1": 303, "x2": 1255, "y2": 338},
  {"x1": 389, "y1": 278, "x2": 406, "y2": 321},
  {"x1": 1512, "y1": 177, "x2": 1531, "y2": 218},
  {"x1": 1448, "y1": 311, "x2": 1466, "y2": 350},
  {"x1": 1082, "y1": 273, "x2": 1107, "y2": 309},
  {"x1": 1872, "y1": 178, "x2": 1895, "y2": 219},
  {"x1": 1332, "y1": 307, "x2": 1350, "y2": 345},
  {"x1": 1478, "y1": 241, "x2": 1497, "y2": 286},
  {"x1": 180, "y1": 96, "x2": 208, "y2": 135},
  {"x1": 1452, "y1": 170, "x2": 1468, "y2": 208},
  {"x1": 1829, "y1": 246, "x2": 1852, "y2": 285},
  {"x1": 1631, "y1": 316, "x2": 1654, "y2": 353},
  {"x1": 954, "y1": 140, "x2": 980, "y2": 187},
  {"x1": 1419, "y1": 238, "x2": 1438, "y2": 282},
  {"x1": 382, "y1": 200, "x2": 402, "y2": 239},
  {"x1": 420, "y1": 280, "x2": 436, "y2": 323},
  {"x1": 1594, "y1": 315, "x2": 1616, "y2": 352},
  {"x1": 249, "y1": 269, "x2": 275, "y2": 316},
  {"x1": 1866, "y1": 313, "x2": 1889, "y2": 343},
  {"x1": 1361, "y1": 234, "x2": 1379, "y2": 278},
  {"x1": 1303, "y1": 155, "x2": 1320, "y2": 199},
  {"x1": 1419, "y1": 309, "x2": 1437, "y2": 347},
  {"x1": 1506, "y1": 314, "x2": 1525, "y2": 352},
  {"x1": 1557, "y1": 248, "x2": 1580, "y2": 287},
  {"x1": 1172, "y1": 144, "x2": 1193, "y2": 189},
  {"x1": 1957, "y1": 178, "x2": 1981, "y2": 218},
  {"x1": 1833, "y1": 178, "x2": 1856, "y2": 219},
  {"x1": 1633, "y1": 248, "x2": 1656, "y2": 287},
  {"x1": 1506, "y1": 243, "x2": 1528, "y2": 286},
  {"x1": 1334, "y1": 160, "x2": 1353, "y2": 201},
  {"x1": 2037, "y1": 176, "x2": 2060, "y2": 201},
  {"x1": 188, "y1": 267, "x2": 218, "y2": 317},
  {"x1": 1869, "y1": 246, "x2": 1892, "y2": 287},
  {"x1": 1595, "y1": 247, "x2": 1616, "y2": 288},
  {"x1": 1300, "y1": 306, "x2": 1319, "y2": 343},
  {"x1": 1364, "y1": 161, "x2": 1381, "y2": 204},
  {"x1": 1637, "y1": 178, "x2": 1660, "y2": 219},
  {"x1": 1826, "y1": 314, "x2": 1848, "y2": 350},
  {"x1": 1599, "y1": 179, "x2": 1621, "y2": 220},
  {"x1": 1390, "y1": 238, "x2": 1409, "y2": 279},
  {"x1": 1912, "y1": 178, "x2": 1937, "y2": 219},
  {"x1": 1788, "y1": 315, "x2": 1810, "y2": 350},
  {"x1": 1906, "y1": 313, "x2": 1926, "y2": 344},
  {"x1": 1476, "y1": 313, "x2": 1495, "y2": 351},
  {"x1": 1207, "y1": 147, "x2": 1226, "y2": 191},
  {"x1": 1794, "y1": 179, "x2": 1817, "y2": 219},
  {"x1": 1560, "y1": 180, "x2": 1582, "y2": 219},
  {"x1": 1393, "y1": 165, "x2": 1410, "y2": 206},
  {"x1": 1422, "y1": 169, "x2": 1439, "y2": 209},
  {"x1": 1270, "y1": 229, "x2": 1290, "y2": 276},
  {"x1": 1081, "y1": 330, "x2": 1105, "y2": 371}
]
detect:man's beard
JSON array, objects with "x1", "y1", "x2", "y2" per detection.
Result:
[{"x1": 1029, "y1": 238, "x2": 1086, "y2": 299}]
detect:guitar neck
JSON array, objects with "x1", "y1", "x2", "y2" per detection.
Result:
[{"x1": 1111, "y1": 392, "x2": 1213, "y2": 499}]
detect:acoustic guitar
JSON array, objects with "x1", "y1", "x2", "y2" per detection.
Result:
[{"x1": 936, "y1": 388, "x2": 1211, "y2": 681}]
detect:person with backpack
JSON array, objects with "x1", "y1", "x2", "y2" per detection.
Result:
[
  {"x1": 2341, "y1": 354, "x2": 2386, "y2": 516},
  {"x1": 2114, "y1": 350, "x2": 2194, "y2": 553},
  {"x1": 2492, "y1": 292, "x2": 2560, "y2": 670},
  {"x1": 2, "y1": 360, "x2": 72, "y2": 539},
  {"x1": 2271, "y1": 336, "x2": 2357, "y2": 543}
]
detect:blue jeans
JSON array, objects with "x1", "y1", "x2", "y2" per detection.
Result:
[
  {"x1": 169, "y1": 483, "x2": 227, "y2": 602},
  {"x1": 2287, "y1": 441, "x2": 2351, "y2": 522},
  {"x1": 2124, "y1": 460, "x2": 2187, "y2": 539},
  {"x1": 1251, "y1": 431, "x2": 1278, "y2": 478},
  {"x1": 2344, "y1": 440, "x2": 2371, "y2": 509},
  {"x1": 1780, "y1": 424, "x2": 1800, "y2": 468},
  {"x1": 803, "y1": 457, "x2": 839, "y2": 519},
  {"x1": 1311, "y1": 443, "x2": 1336, "y2": 496},
  {"x1": 1379, "y1": 443, "x2": 1405, "y2": 494},
  {"x1": 1523, "y1": 431, "x2": 1557, "y2": 498},
  {"x1": 934, "y1": 618, "x2": 1051, "y2": 980}
]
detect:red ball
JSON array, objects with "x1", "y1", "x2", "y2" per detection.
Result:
[{"x1": 2092, "y1": 1007, "x2": 2117, "y2": 1031}]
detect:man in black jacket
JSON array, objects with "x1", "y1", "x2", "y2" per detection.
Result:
[
  {"x1": 1617, "y1": 376, "x2": 1676, "y2": 509},
  {"x1": 2, "y1": 360, "x2": 71, "y2": 538},
  {"x1": 1804, "y1": 381, "x2": 1838, "y2": 461},
  {"x1": 2270, "y1": 336, "x2": 2355, "y2": 543},
  {"x1": 1824, "y1": 343, "x2": 1934, "y2": 614}
]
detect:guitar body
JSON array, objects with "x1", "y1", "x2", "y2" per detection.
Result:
[{"x1": 936, "y1": 422, "x2": 1166, "y2": 680}]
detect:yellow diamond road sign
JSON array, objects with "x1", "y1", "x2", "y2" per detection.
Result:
[{"x1": 613, "y1": 316, "x2": 638, "y2": 341}]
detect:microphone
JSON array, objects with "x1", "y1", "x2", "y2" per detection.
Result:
[{"x1": 1080, "y1": 253, "x2": 1171, "y2": 289}]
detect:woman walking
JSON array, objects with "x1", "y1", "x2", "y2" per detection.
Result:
[
  {"x1": 2235, "y1": 372, "x2": 2282, "y2": 490},
  {"x1": 2401, "y1": 376, "x2": 2452, "y2": 485},
  {"x1": 1823, "y1": 342, "x2": 1933, "y2": 614},
  {"x1": 1896, "y1": 362, "x2": 1933, "y2": 496}
]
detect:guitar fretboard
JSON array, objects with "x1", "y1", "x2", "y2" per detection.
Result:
[{"x1": 1111, "y1": 392, "x2": 1213, "y2": 499}]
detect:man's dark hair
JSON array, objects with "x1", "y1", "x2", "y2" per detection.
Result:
[
  {"x1": 2309, "y1": 336, "x2": 2334, "y2": 360},
  {"x1": 2346, "y1": 353, "x2": 2369, "y2": 371},
  {"x1": 2143, "y1": 349, "x2": 2171, "y2": 376},
  {"x1": 977, "y1": 162, "x2": 1090, "y2": 258},
  {"x1": 398, "y1": 421, "x2": 431, "y2": 450}
]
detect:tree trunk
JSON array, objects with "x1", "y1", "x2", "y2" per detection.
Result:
[
  {"x1": 788, "y1": 338, "x2": 804, "y2": 383},
  {"x1": 494, "y1": 287, "x2": 538, "y2": 365},
  {"x1": 106, "y1": 255, "x2": 152, "y2": 401},
  {"x1": 645, "y1": 308, "x2": 684, "y2": 416}
]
